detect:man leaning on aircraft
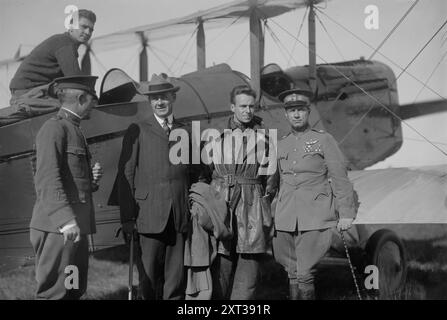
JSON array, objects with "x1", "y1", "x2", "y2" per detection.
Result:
[{"x1": 8, "y1": 9, "x2": 96, "y2": 117}]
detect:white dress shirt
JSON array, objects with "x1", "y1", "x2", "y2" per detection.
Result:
[{"x1": 154, "y1": 113, "x2": 173, "y2": 129}]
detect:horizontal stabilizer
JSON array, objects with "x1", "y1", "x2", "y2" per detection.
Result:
[{"x1": 399, "y1": 100, "x2": 447, "y2": 120}]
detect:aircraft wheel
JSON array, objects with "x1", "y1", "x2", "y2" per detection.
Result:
[{"x1": 365, "y1": 229, "x2": 407, "y2": 299}]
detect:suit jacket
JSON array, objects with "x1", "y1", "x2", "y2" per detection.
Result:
[
  {"x1": 118, "y1": 114, "x2": 193, "y2": 234},
  {"x1": 274, "y1": 128, "x2": 356, "y2": 232},
  {"x1": 30, "y1": 109, "x2": 96, "y2": 234}
]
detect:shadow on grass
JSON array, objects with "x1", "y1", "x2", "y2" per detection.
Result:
[
  {"x1": 91, "y1": 244, "x2": 130, "y2": 263},
  {"x1": 3, "y1": 238, "x2": 445, "y2": 300}
]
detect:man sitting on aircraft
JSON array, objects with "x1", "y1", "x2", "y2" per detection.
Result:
[
  {"x1": 30, "y1": 75, "x2": 103, "y2": 299},
  {"x1": 8, "y1": 9, "x2": 96, "y2": 117},
  {"x1": 272, "y1": 87, "x2": 357, "y2": 300}
]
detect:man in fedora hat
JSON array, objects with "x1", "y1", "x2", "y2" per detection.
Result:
[
  {"x1": 30, "y1": 75, "x2": 103, "y2": 299},
  {"x1": 117, "y1": 73, "x2": 197, "y2": 300},
  {"x1": 272, "y1": 88, "x2": 356, "y2": 300}
]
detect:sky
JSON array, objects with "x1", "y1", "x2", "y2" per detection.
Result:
[{"x1": 0, "y1": 0, "x2": 446, "y2": 169}]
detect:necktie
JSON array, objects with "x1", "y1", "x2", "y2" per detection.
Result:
[{"x1": 162, "y1": 118, "x2": 171, "y2": 136}]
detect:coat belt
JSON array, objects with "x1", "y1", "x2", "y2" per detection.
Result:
[{"x1": 213, "y1": 174, "x2": 262, "y2": 211}]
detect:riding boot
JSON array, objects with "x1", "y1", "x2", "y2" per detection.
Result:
[
  {"x1": 288, "y1": 278, "x2": 301, "y2": 300},
  {"x1": 289, "y1": 282, "x2": 300, "y2": 300},
  {"x1": 298, "y1": 282, "x2": 315, "y2": 300}
]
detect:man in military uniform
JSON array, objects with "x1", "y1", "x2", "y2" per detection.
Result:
[
  {"x1": 30, "y1": 75, "x2": 103, "y2": 299},
  {"x1": 273, "y1": 88, "x2": 356, "y2": 300}
]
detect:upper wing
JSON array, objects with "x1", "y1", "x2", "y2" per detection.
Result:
[{"x1": 90, "y1": 0, "x2": 321, "y2": 53}]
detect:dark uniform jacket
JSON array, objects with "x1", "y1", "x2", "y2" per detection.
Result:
[
  {"x1": 118, "y1": 115, "x2": 193, "y2": 234},
  {"x1": 274, "y1": 128, "x2": 356, "y2": 232},
  {"x1": 30, "y1": 108, "x2": 97, "y2": 234}
]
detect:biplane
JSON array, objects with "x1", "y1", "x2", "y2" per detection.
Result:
[{"x1": 0, "y1": 0, "x2": 446, "y2": 299}]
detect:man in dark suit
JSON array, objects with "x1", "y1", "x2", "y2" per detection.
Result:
[
  {"x1": 30, "y1": 75, "x2": 103, "y2": 299},
  {"x1": 118, "y1": 74, "x2": 192, "y2": 300}
]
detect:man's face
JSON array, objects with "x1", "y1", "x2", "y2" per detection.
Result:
[
  {"x1": 78, "y1": 93, "x2": 98, "y2": 119},
  {"x1": 150, "y1": 92, "x2": 175, "y2": 118},
  {"x1": 69, "y1": 17, "x2": 95, "y2": 44},
  {"x1": 285, "y1": 105, "x2": 310, "y2": 130},
  {"x1": 231, "y1": 93, "x2": 255, "y2": 124}
]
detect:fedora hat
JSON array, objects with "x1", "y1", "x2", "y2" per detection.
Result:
[{"x1": 139, "y1": 73, "x2": 180, "y2": 95}]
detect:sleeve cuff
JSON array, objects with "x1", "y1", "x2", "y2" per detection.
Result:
[
  {"x1": 49, "y1": 205, "x2": 76, "y2": 230},
  {"x1": 338, "y1": 207, "x2": 357, "y2": 219}
]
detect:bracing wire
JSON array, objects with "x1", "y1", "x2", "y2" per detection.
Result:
[
  {"x1": 150, "y1": 44, "x2": 195, "y2": 70},
  {"x1": 412, "y1": 50, "x2": 447, "y2": 103},
  {"x1": 265, "y1": 21, "x2": 298, "y2": 66},
  {"x1": 225, "y1": 31, "x2": 249, "y2": 64},
  {"x1": 176, "y1": 34, "x2": 198, "y2": 75},
  {"x1": 287, "y1": 6, "x2": 308, "y2": 67},
  {"x1": 89, "y1": 49, "x2": 109, "y2": 74},
  {"x1": 315, "y1": 11, "x2": 345, "y2": 60},
  {"x1": 369, "y1": 0, "x2": 420, "y2": 59},
  {"x1": 314, "y1": 5, "x2": 446, "y2": 147},
  {"x1": 147, "y1": 44, "x2": 175, "y2": 75},
  {"x1": 168, "y1": 25, "x2": 199, "y2": 72},
  {"x1": 120, "y1": 49, "x2": 139, "y2": 72},
  {"x1": 405, "y1": 137, "x2": 447, "y2": 147},
  {"x1": 396, "y1": 19, "x2": 447, "y2": 79},
  {"x1": 314, "y1": 7, "x2": 447, "y2": 102},
  {"x1": 207, "y1": 14, "x2": 245, "y2": 47},
  {"x1": 263, "y1": 11, "x2": 447, "y2": 157}
]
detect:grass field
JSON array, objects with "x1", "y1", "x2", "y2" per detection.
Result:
[{"x1": 1, "y1": 239, "x2": 446, "y2": 300}]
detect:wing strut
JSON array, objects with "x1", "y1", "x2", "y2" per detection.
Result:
[
  {"x1": 308, "y1": 1, "x2": 317, "y2": 94},
  {"x1": 138, "y1": 32, "x2": 148, "y2": 81},
  {"x1": 197, "y1": 18, "x2": 206, "y2": 70},
  {"x1": 249, "y1": 7, "x2": 264, "y2": 98}
]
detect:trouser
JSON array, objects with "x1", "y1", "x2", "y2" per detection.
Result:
[
  {"x1": 9, "y1": 84, "x2": 60, "y2": 117},
  {"x1": 138, "y1": 217, "x2": 186, "y2": 300},
  {"x1": 273, "y1": 228, "x2": 332, "y2": 299},
  {"x1": 211, "y1": 253, "x2": 260, "y2": 300},
  {"x1": 30, "y1": 228, "x2": 89, "y2": 300}
]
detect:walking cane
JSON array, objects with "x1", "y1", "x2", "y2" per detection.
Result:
[{"x1": 128, "y1": 231, "x2": 135, "y2": 300}]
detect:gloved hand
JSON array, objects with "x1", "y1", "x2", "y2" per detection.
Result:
[
  {"x1": 337, "y1": 218, "x2": 354, "y2": 232},
  {"x1": 122, "y1": 221, "x2": 135, "y2": 234},
  {"x1": 121, "y1": 221, "x2": 137, "y2": 243}
]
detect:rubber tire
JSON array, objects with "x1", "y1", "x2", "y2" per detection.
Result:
[{"x1": 365, "y1": 229, "x2": 407, "y2": 299}]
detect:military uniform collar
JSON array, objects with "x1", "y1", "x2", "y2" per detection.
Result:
[
  {"x1": 58, "y1": 108, "x2": 82, "y2": 126},
  {"x1": 290, "y1": 125, "x2": 311, "y2": 137}
]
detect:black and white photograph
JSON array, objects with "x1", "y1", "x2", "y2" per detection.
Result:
[{"x1": 0, "y1": 0, "x2": 446, "y2": 303}]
